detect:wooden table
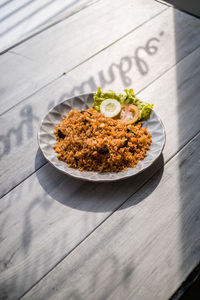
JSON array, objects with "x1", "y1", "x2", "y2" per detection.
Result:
[{"x1": 0, "y1": 1, "x2": 200, "y2": 299}]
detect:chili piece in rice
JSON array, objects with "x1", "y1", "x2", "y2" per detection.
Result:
[{"x1": 54, "y1": 108, "x2": 152, "y2": 172}]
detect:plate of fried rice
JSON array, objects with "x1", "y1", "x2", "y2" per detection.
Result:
[{"x1": 38, "y1": 91, "x2": 165, "y2": 181}]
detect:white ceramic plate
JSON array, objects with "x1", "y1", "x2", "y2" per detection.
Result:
[{"x1": 38, "y1": 93, "x2": 165, "y2": 181}]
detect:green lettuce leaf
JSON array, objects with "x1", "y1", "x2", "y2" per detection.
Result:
[{"x1": 93, "y1": 87, "x2": 153, "y2": 120}]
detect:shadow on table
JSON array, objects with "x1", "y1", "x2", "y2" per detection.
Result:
[
  {"x1": 0, "y1": 0, "x2": 83, "y2": 52},
  {"x1": 169, "y1": 6, "x2": 200, "y2": 300},
  {"x1": 35, "y1": 147, "x2": 164, "y2": 213}
]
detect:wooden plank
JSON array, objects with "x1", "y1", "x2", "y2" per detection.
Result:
[
  {"x1": 0, "y1": 0, "x2": 166, "y2": 115},
  {"x1": 0, "y1": 151, "x2": 164, "y2": 300},
  {"x1": 1, "y1": 44, "x2": 200, "y2": 299},
  {"x1": 0, "y1": 8, "x2": 200, "y2": 198},
  {"x1": 0, "y1": 0, "x2": 96, "y2": 52},
  {"x1": 23, "y1": 132, "x2": 200, "y2": 300}
]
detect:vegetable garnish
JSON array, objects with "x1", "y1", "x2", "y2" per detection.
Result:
[
  {"x1": 93, "y1": 87, "x2": 153, "y2": 121},
  {"x1": 120, "y1": 104, "x2": 140, "y2": 124},
  {"x1": 100, "y1": 99, "x2": 121, "y2": 118}
]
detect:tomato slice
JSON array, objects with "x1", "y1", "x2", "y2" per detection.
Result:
[{"x1": 119, "y1": 104, "x2": 140, "y2": 124}]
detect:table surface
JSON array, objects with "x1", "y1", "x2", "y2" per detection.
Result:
[{"x1": 0, "y1": 0, "x2": 200, "y2": 299}]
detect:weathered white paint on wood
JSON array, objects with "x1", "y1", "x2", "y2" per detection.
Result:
[
  {"x1": 0, "y1": 8, "x2": 200, "y2": 197},
  {"x1": 0, "y1": 151, "x2": 164, "y2": 300},
  {"x1": 0, "y1": 0, "x2": 166, "y2": 114},
  {"x1": 0, "y1": 46, "x2": 200, "y2": 299},
  {"x1": 23, "y1": 132, "x2": 200, "y2": 300},
  {"x1": 0, "y1": 0, "x2": 94, "y2": 52}
]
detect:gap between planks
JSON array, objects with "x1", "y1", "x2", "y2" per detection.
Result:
[
  {"x1": 1, "y1": 42, "x2": 199, "y2": 200},
  {"x1": 0, "y1": 0, "x2": 101, "y2": 55},
  {"x1": 21, "y1": 128, "x2": 200, "y2": 299},
  {"x1": 2, "y1": 10, "x2": 198, "y2": 196},
  {"x1": 0, "y1": 0, "x2": 167, "y2": 115},
  {"x1": 0, "y1": 6, "x2": 169, "y2": 117},
  {"x1": 1, "y1": 43, "x2": 200, "y2": 298}
]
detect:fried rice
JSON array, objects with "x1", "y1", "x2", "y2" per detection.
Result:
[{"x1": 54, "y1": 107, "x2": 152, "y2": 172}]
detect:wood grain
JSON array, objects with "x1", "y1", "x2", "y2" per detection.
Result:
[
  {"x1": 1, "y1": 8, "x2": 200, "y2": 198},
  {"x1": 0, "y1": 151, "x2": 164, "y2": 300},
  {"x1": 0, "y1": 0, "x2": 97, "y2": 53},
  {"x1": 0, "y1": 0, "x2": 166, "y2": 115},
  {"x1": 0, "y1": 46, "x2": 200, "y2": 299},
  {"x1": 23, "y1": 131, "x2": 200, "y2": 300}
]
